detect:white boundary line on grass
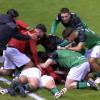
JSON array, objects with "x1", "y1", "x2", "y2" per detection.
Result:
[{"x1": 0, "y1": 77, "x2": 46, "y2": 100}]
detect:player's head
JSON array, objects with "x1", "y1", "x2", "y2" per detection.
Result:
[
  {"x1": 36, "y1": 24, "x2": 47, "y2": 33},
  {"x1": 60, "y1": 8, "x2": 71, "y2": 23},
  {"x1": 62, "y1": 27, "x2": 77, "y2": 41},
  {"x1": 7, "y1": 9, "x2": 19, "y2": 18},
  {"x1": 38, "y1": 51, "x2": 48, "y2": 63},
  {"x1": 34, "y1": 24, "x2": 47, "y2": 40}
]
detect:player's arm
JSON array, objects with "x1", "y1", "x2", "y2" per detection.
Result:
[
  {"x1": 50, "y1": 20, "x2": 59, "y2": 35},
  {"x1": 39, "y1": 51, "x2": 58, "y2": 68},
  {"x1": 66, "y1": 42, "x2": 85, "y2": 51},
  {"x1": 66, "y1": 30, "x2": 86, "y2": 51},
  {"x1": 40, "y1": 59, "x2": 54, "y2": 68}
]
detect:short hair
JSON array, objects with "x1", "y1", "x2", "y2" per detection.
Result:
[
  {"x1": 62, "y1": 27, "x2": 75, "y2": 38},
  {"x1": 60, "y1": 8, "x2": 70, "y2": 14},
  {"x1": 7, "y1": 9, "x2": 19, "y2": 18},
  {"x1": 36, "y1": 24, "x2": 47, "y2": 33},
  {"x1": 38, "y1": 51, "x2": 48, "y2": 63}
]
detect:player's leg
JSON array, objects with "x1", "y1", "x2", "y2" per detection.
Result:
[
  {"x1": 5, "y1": 47, "x2": 33, "y2": 69},
  {"x1": 64, "y1": 62, "x2": 99, "y2": 90},
  {"x1": 87, "y1": 46, "x2": 100, "y2": 83},
  {"x1": 40, "y1": 75, "x2": 63, "y2": 98},
  {"x1": 19, "y1": 67, "x2": 41, "y2": 96},
  {"x1": 85, "y1": 46, "x2": 100, "y2": 73},
  {"x1": 0, "y1": 68, "x2": 14, "y2": 76},
  {"x1": 0, "y1": 49, "x2": 16, "y2": 76}
]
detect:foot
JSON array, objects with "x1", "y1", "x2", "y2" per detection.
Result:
[
  {"x1": 18, "y1": 86, "x2": 26, "y2": 97},
  {"x1": 88, "y1": 79, "x2": 99, "y2": 90},
  {"x1": 60, "y1": 88, "x2": 67, "y2": 95},
  {"x1": 0, "y1": 87, "x2": 8, "y2": 95},
  {"x1": 94, "y1": 77, "x2": 100, "y2": 84},
  {"x1": 54, "y1": 92, "x2": 62, "y2": 98},
  {"x1": 7, "y1": 87, "x2": 16, "y2": 96}
]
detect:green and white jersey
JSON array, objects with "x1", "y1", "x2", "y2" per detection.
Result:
[
  {"x1": 85, "y1": 30, "x2": 100, "y2": 49},
  {"x1": 55, "y1": 50, "x2": 87, "y2": 69}
]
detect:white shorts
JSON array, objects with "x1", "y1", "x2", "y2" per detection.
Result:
[
  {"x1": 85, "y1": 45, "x2": 100, "y2": 58},
  {"x1": 3, "y1": 47, "x2": 30, "y2": 69},
  {"x1": 39, "y1": 75, "x2": 54, "y2": 88},
  {"x1": 67, "y1": 62, "x2": 90, "y2": 81},
  {"x1": 20, "y1": 67, "x2": 41, "y2": 79}
]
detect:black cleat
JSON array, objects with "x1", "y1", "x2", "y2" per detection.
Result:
[
  {"x1": 19, "y1": 86, "x2": 26, "y2": 97},
  {"x1": 7, "y1": 88, "x2": 16, "y2": 96}
]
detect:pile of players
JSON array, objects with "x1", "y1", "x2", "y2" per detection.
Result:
[{"x1": 0, "y1": 8, "x2": 100, "y2": 98}]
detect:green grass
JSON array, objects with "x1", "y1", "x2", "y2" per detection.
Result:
[{"x1": 0, "y1": 0, "x2": 100, "y2": 100}]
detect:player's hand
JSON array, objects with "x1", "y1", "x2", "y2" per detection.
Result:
[
  {"x1": 39, "y1": 63, "x2": 47, "y2": 69},
  {"x1": 57, "y1": 46, "x2": 66, "y2": 50},
  {"x1": 36, "y1": 64, "x2": 42, "y2": 71},
  {"x1": 27, "y1": 31, "x2": 37, "y2": 40}
]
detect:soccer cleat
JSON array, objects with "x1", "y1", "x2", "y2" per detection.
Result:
[
  {"x1": 7, "y1": 87, "x2": 16, "y2": 96},
  {"x1": 0, "y1": 87, "x2": 8, "y2": 95},
  {"x1": 19, "y1": 86, "x2": 26, "y2": 97},
  {"x1": 94, "y1": 77, "x2": 100, "y2": 84},
  {"x1": 60, "y1": 88, "x2": 67, "y2": 95},
  {"x1": 54, "y1": 92, "x2": 62, "y2": 98},
  {"x1": 88, "y1": 79, "x2": 99, "y2": 90}
]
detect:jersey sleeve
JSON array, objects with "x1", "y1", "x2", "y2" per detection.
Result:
[
  {"x1": 16, "y1": 20, "x2": 29, "y2": 29},
  {"x1": 12, "y1": 28, "x2": 30, "y2": 40},
  {"x1": 78, "y1": 30, "x2": 87, "y2": 42}
]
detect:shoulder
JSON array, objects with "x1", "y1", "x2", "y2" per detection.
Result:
[
  {"x1": 56, "y1": 13, "x2": 61, "y2": 21},
  {"x1": 71, "y1": 13, "x2": 79, "y2": 19}
]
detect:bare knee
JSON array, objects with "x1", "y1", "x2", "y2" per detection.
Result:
[
  {"x1": 0, "y1": 69, "x2": 14, "y2": 76},
  {"x1": 28, "y1": 78, "x2": 39, "y2": 90},
  {"x1": 23, "y1": 61, "x2": 33, "y2": 69},
  {"x1": 18, "y1": 75, "x2": 28, "y2": 84},
  {"x1": 89, "y1": 58, "x2": 96, "y2": 64}
]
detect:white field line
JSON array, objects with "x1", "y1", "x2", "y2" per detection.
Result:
[{"x1": 0, "y1": 77, "x2": 46, "y2": 100}]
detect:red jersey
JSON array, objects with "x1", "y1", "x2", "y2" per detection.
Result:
[{"x1": 8, "y1": 20, "x2": 38, "y2": 65}]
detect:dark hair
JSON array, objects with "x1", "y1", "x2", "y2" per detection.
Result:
[
  {"x1": 62, "y1": 27, "x2": 75, "y2": 38},
  {"x1": 7, "y1": 9, "x2": 19, "y2": 18},
  {"x1": 60, "y1": 8, "x2": 70, "y2": 14},
  {"x1": 38, "y1": 51, "x2": 48, "y2": 63},
  {"x1": 36, "y1": 24, "x2": 47, "y2": 33}
]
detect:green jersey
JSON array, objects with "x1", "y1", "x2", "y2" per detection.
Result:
[
  {"x1": 50, "y1": 13, "x2": 88, "y2": 34},
  {"x1": 54, "y1": 50, "x2": 87, "y2": 69},
  {"x1": 85, "y1": 30, "x2": 100, "y2": 49}
]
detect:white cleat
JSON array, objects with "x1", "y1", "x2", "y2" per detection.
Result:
[
  {"x1": 0, "y1": 87, "x2": 8, "y2": 94},
  {"x1": 55, "y1": 92, "x2": 62, "y2": 98},
  {"x1": 60, "y1": 88, "x2": 67, "y2": 95},
  {"x1": 95, "y1": 77, "x2": 100, "y2": 84}
]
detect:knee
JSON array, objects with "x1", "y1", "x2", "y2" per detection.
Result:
[
  {"x1": 89, "y1": 58, "x2": 96, "y2": 65},
  {"x1": 29, "y1": 82, "x2": 38, "y2": 90},
  {"x1": 19, "y1": 75, "x2": 28, "y2": 84},
  {"x1": 24, "y1": 61, "x2": 33, "y2": 69},
  {"x1": 0, "y1": 69, "x2": 13, "y2": 76}
]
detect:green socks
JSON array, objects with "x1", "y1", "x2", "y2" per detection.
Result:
[
  {"x1": 51, "y1": 88, "x2": 60, "y2": 95},
  {"x1": 77, "y1": 81, "x2": 90, "y2": 89}
]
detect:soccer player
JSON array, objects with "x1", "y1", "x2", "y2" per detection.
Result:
[
  {"x1": 0, "y1": 23, "x2": 47, "y2": 76},
  {"x1": 39, "y1": 50, "x2": 99, "y2": 91},
  {"x1": 0, "y1": 9, "x2": 36, "y2": 58},
  {"x1": 50, "y1": 8, "x2": 94, "y2": 35},
  {"x1": 8, "y1": 67, "x2": 63, "y2": 98},
  {"x1": 62, "y1": 27, "x2": 100, "y2": 81}
]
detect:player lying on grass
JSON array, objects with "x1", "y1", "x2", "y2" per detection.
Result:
[
  {"x1": 7, "y1": 67, "x2": 65, "y2": 99},
  {"x1": 39, "y1": 49, "x2": 99, "y2": 93}
]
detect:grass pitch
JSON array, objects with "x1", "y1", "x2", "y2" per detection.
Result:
[{"x1": 0, "y1": 0, "x2": 100, "y2": 100}]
